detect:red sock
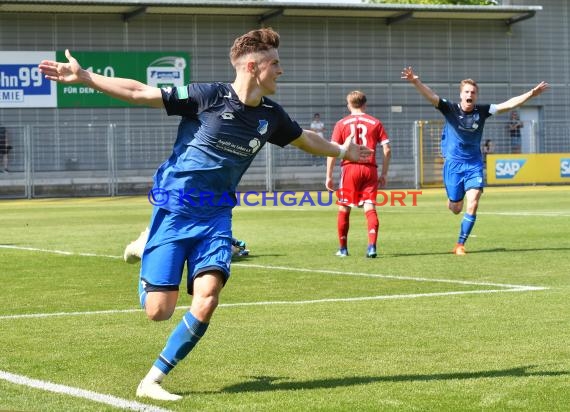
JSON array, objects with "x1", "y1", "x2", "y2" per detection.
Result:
[
  {"x1": 338, "y1": 209, "x2": 350, "y2": 248},
  {"x1": 365, "y1": 209, "x2": 379, "y2": 246}
]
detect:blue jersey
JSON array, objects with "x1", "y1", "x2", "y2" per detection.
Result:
[
  {"x1": 153, "y1": 82, "x2": 302, "y2": 219},
  {"x1": 437, "y1": 98, "x2": 495, "y2": 162}
]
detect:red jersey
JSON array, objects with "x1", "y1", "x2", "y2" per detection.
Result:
[{"x1": 331, "y1": 113, "x2": 389, "y2": 167}]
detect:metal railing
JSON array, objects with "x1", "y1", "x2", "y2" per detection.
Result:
[{"x1": 0, "y1": 120, "x2": 568, "y2": 198}]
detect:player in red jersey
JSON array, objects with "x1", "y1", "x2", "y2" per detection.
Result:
[{"x1": 326, "y1": 90, "x2": 391, "y2": 258}]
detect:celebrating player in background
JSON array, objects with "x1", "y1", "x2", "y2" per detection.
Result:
[
  {"x1": 39, "y1": 28, "x2": 372, "y2": 402},
  {"x1": 401, "y1": 66, "x2": 549, "y2": 255},
  {"x1": 326, "y1": 91, "x2": 391, "y2": 258}
]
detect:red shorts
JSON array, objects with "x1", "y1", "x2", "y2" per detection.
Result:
[{"x1": 337, "y1": 164, "x2": 378, "y2": 207}]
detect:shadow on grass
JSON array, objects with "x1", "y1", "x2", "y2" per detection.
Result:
[{"x1": 212, "y1": 366, "x2": 568, "y2": 393}]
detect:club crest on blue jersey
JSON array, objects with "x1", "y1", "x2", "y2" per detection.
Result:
[{"x1": 257, "y1": 120, "x2": 269, "y2": 135}]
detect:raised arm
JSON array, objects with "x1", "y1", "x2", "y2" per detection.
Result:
[
  {"x1": 291, "y1": 129, "x2": 373, "y2": 163},
  {"x1": 495, "y1": 82, "x2": 549, "y2": 115},
  {"x1": 401, "y1": 66, "x2": 440, "y2": 107},
  {"x1": 39, "y1": 49, "x2": 163, "y2": 108}
]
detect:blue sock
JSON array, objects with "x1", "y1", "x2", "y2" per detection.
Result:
[
  {"x1": 458, "y1": 213, "x2": 477, "y2": 245},
  {"x1": 154, "y1": 312, "x2": 209, "y2": 375},
  {"x1": 138, "y1": 277, "x2": 147, "y2": 309}
]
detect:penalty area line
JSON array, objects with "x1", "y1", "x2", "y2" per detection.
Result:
[
  {"x1": 0, "y1": 245, "x2": 548, "y2": 322},
  {"x1": 232, "y1": 262, "x2": 547, "y2": 291},
  {"x1": 0, "y1": 244, "x2": 546, "y2": 290},
  {"x1": 0, "y1": 370, "x2": 171, "y2": 412},
  {"x1": 0, "y1": 286, "x2": 546, "y2": 321}
]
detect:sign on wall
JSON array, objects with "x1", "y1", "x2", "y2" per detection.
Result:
[
  {"x1": 0, "y1": 51, "x2": 57, "y2": 108},
  {"x1": 487, "y1": 153, "x2": 570, "y2": 185},
  {"x1": 0, "y1": 51, "x2": 190, "y2": 108}
]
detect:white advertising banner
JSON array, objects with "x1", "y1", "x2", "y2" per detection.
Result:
[{"x1": 0, "y1": 51, "x2": 57, "y2": 108}]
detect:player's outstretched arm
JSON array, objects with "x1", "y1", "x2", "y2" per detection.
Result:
[
  {"x1": 291, "y1": 129, "x2": 373, "y2": 163},
  {"x1": 401, "y1": 66, "x2": 440, "y2": 107},
  {"x1": 39, "y1": 49, "x2": 163, "y2": 108},
  {"x1": 495, "y1": 81, "x2": 550, "y2": 114}
]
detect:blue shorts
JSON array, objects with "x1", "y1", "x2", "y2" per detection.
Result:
[
  {"x1": 140, "y1": 207, "x2": 232, "y2": 295},
  {"x1": 443, "y1": 159, "x2": 484, "y2": 202}
]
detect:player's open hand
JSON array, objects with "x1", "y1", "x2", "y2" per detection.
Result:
[
  {"x1": 325, "y1": 177, "x2": 335, "y2": 192},
  {"x1": 39, "y1": 49, "x2": 83, "y2": 84},
  {"x1": 531, "y1": 81, "x2": 549, "y2": 97},
  {"x1": 401, "y1": 66, "x2": 418, "y2": 82},
  {"x1": 343, "y1": 137, "x2": 374, "y2": 163}
]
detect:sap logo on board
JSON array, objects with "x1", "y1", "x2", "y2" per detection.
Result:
[
  {"x1": 561, "y1": 159, "x2": 570, "y2": 177},
  {"x1": 495, "y1": 159, "x2": 526, "y2": 179}
]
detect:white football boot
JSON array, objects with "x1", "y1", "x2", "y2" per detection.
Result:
[{"x1": 136, "y1": 379, "x2": 182, "y2": 401}]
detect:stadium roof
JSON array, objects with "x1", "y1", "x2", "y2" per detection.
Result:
[{"x1": 0, "y1": 0, "x2": 541, "y2": 26}]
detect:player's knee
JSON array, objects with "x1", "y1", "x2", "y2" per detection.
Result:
[
  {"x1": 191, "y1": 294, "x2": 219, "y2": 321},
  {"x1": 199, "y1": 294, "x2": 219, "y2": 314},
  {"x1": 144, "y1": 304, "x2": 175, "y2": 321},
  {"x1": 448, "y1": 201, "x2": 463, "y2": 214}
]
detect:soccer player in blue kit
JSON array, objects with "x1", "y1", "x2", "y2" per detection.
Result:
[
  {"x1": 39, "y1": 28, "x2": 372, "y2": 401},
  {"x1": 401, "y1": 67, "x2": 548, "y2": 255}
]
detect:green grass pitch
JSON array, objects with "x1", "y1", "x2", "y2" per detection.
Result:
[{"x1": 0, "y1": 186, "x2": 569, "y2": 411}]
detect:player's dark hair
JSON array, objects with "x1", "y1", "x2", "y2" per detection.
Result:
[{"x1": 230, "y1": 28, "x2": 280, "y2": 65}]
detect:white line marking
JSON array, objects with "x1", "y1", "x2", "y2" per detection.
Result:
[
  {"x1": 232, "y1": 263, "x2": 541, "y2": 290},
  {"x1": 0, "y1": 370, "x2": 171, "y2": 412},
  {"x1": 0, "y1": 245, "x2": 548, "y2": 322},
  {"x1": 0, "y1": 244, "x2": 120, "y2": 259},
  {"x1": 479, "y1": 211, "x2": 570, "y2": 217},
  {"x1": 0, "y1": 308, "x2": 141, "y2": 320},
  {"x1": 0, "y1": 245, "x2": 544, "y2": 290},
  {"x1": 0, "y1": 245, "x2": 550, "y2": 407}
]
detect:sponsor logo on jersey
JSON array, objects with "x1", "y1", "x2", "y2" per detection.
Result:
[
  {"x1": 221, "y1": 112, "x2": 234, "y2": 120},
  {"x1": 215, "y1": 137, "x2": 261, "y2": 157},
  {"x1": 249, "y1": 138, "x2": 261, "y2": 153},
  {"x1": 495, "y1": 159, "x2": 526, "y2": 179},
  {"x1": 175, "y1": 86, "x2": 188, "y2": 99}
]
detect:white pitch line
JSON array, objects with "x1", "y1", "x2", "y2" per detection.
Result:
[
  {"x1": 0, "y1": 308, "x2": 141, "y2": 320},
  {"x1": 0, "y1": 245, "x2": 548, "y2": 322},
  {"x1": 0, "y1": 244, "x2": 542, "y2": 290},
  {"x1": 0, "y1": 244, "x2": 550, "y2": 410},
  {"x1": 0, "y1": 244, "x2": 120, "y2": 259},
  {"x1": 232, "y1": 263, "x2": 545, "y2": 290},
  {"x1": 0, "y1": 370, "x2": 171, "y2": 412},
  {"x1": 0, "y1": 285, "x2": 548, "y2": 321},
  {"x1": 217, "y1": 288, "x2": 545, "y2": 307},
  {"x1": 479, "y1": 211, "x2": 570, "y2": 217}
]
